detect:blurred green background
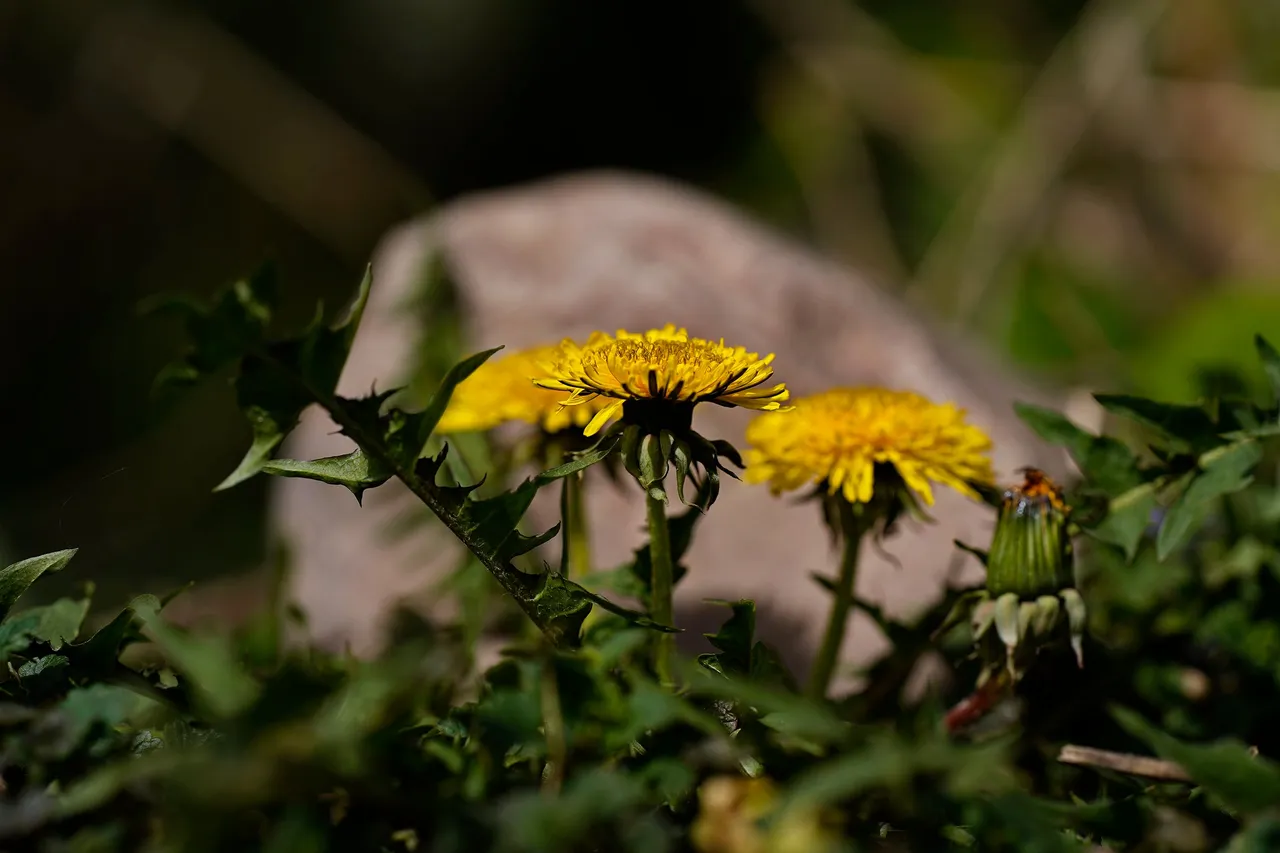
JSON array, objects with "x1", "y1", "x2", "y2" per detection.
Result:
[{"x1": 5, "y1": 0, "x2": 1280, "y2": 605}]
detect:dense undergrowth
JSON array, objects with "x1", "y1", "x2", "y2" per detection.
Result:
[{"x1": 4, "y1": 267, "x2": 1280, "y2": 852}]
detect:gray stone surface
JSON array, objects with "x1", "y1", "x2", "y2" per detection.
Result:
[{"x1": 268, "y1": 170, "x2": 1064, "y2": 682}]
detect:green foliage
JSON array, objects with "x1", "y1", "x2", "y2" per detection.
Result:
[{"x1": 13, "y1": 272, "x2": 1280, "y2": 851}]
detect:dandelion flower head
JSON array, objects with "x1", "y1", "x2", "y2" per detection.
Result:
[
  {"x1": 435, "y1": 344, "x2": 610, "y2": 434},
  {"x1": 744, "y1": 387, "x2": 994, "y2": 506},
  {"x1": 534, "y1": 325, "x2": 790, "y2": 436}
]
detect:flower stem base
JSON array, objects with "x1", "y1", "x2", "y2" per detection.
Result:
[{"x1": 646, "y1": 492, "x2": 676, "y2": 687}]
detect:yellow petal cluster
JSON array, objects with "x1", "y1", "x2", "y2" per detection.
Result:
[
  {"x1": 435, "y1": 344, "x2": 610, "y2": 435},
  {"x1": 534, "y1": 325, "x2": 790, "y2": 436},
  {"x1": 690, "y1": 776, "x2": 838, "y2": 853},
  {"x1": 744, "y1": 387, "x2": 994, "y2": 506}
]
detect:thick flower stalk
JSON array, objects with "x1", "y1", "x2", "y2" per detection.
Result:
[
  {"x1": 969, "y1": 468, "x2": 1084, "y2": 685},
  {"x1": 437, "y1": 344, "x2": 611, "y2": 578},
  {"x1": 536, "y1": 325, "x2": 789, "y2": 684},
  {"x1": 744, "y1": 387, "x2": 995, "y2": 699}
]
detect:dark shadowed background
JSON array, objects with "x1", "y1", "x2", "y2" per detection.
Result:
[{"x1": 4, "y1": 0, "x2": 1280, "y2": 608}]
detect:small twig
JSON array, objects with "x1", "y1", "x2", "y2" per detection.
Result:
[{"x1": 1057, "y1": 744, "x2": 1191, "y2": 782}]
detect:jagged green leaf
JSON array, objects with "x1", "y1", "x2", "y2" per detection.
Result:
[
  {"x1": 0, "y1": 550, "x2": 77, "y2": 622},
  {"x1": 1157, "y1": 440, "x2": 1262, "y2": 560},
  {"x1": 700, "y1": 599, "x2": 756, "y2": 675},
  {"x1": 146, "y1": 266, "x2": 278, "y2": 389},
  {"x1": 262, "y1": 449, "x2": 391, "y2": 503},
  {"x1": 216, "y1": 268, "x2": 372, "y2": 490},
  {"x1": 32, "y1": 597, "x2": 91, "y2": 652},
  {"x1": 1014, "y1": 404, "x2": 1143, "y2": 495},
  {"x1": 67, "y1": 595, "x2": 163, "y2": 676},
  {"x1": 1093, "y1": 393, "x2": 1220, "y2": 453},
  {"x1": 1088, "y1": 484, "x2": 1157, "y2": 561}
]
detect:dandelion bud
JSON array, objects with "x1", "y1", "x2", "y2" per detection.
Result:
[
  {"x1": 968, "y1": 469, "x2": 1087, "y2": 681},
  {"x1": 986, "y1": 468, "x2": 1074, "y2": 598}
]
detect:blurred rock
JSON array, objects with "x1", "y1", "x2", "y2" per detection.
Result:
[{"x1": 269, "y1": 170, "x2": 1064, "y2": 681}]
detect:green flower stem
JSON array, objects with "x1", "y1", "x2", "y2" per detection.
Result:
[
  {"x1": 540, "y1": 655, "x2": 567, "y2": 794},
  {"x1": 546, "y1": 437, "x2": 592, "y2": 580},
  {"x1": 563, "y1": 469, "x2": 592, "y2": 580},
  {"x1": 645, "y1": 492, "x2": 676, "y2": 687},
  {"x1": 807, "y1": 501, "x2": 868, "y2": 700}
]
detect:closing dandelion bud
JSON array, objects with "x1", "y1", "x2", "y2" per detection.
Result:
[{"x1": 966, "y1": 469, "x2": 1087, "y2": 683}]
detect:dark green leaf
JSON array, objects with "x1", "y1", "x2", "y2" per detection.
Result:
[
  {"x1": 1093, "y1": 394, "x2": 1220, "y2": 453},
  {"x1": 1256, "y1": 334, "x2": 1280, "y2": 406},
  {"x1": 0, "y1": 611, "x2": 41, "y2": 663},
  {"x1": 1157, "y1": 440, "x2": 1262, "y2": 559},
  {"x1": 0, "y1": 550, "x2": 77, "y2": 622},
  {"x1": 1224, "y1": 816, "x2": 1280, "y2": 852},
  {"x1": 33, "y1": 597, "x2": 91, "y2": 651},
  {"x1": 215, "y1": 269, "x2": 372, "y2": 490},
  {"x1": 680, "y1": 662, "x2": 849, "y2": 745},
  {"x1": 67, "y1": 595, "x2": 162, "y2": 676},
  {"x1": 701, "y1": 599, "x2": 756, "y2": 675},
  {"x1": 1088, "y1": 485, "x2": 1157, "y2": 561},
  {"x1": 1113, "y1": 706, "x2": 1280, "y2": 813},
  {"x1": 1014, "y1": 404, "x2": 1143, "y2": 495}
]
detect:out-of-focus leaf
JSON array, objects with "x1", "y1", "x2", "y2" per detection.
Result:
[
  {"x1": 0, "y1": 611, "x2": 42, "y2": 663},
  {"x1": 1157, "y1": 440, "x2": 1262, "y2": 559},
  {"x1": 701, "y1": 599, "x2": 756, "y2": 675},
  {"x1": 681, "y1": 662, "x2": 849, "y2": 745},
  {"x1": 774, "y1": 731, "x2": 1011, "y2": 818},
  {"x1": 0, "y1": 550, "x2": 77, "y2": 622},
  {"x1": 59, "y1": 684, "x2": 152, "y2": 750},
  {"x1": 262, "y1": 809, "x2": 328, "y2": 853},
  {"x1": 1094, "y1": 394, "x2": 1220, "y2": 454},
  {"x1": 33, "y1": 597, "x2": 91, "y2": 651},
  {"x1": 67, "y1": 595, "x2": 161, "y2": 676},
  {"x1": 1223, "y1": 816, "x2": 1280, "y2": 852},
  {"x1": 495, "y1": 768, "x2": 650, "y2": 853},
  {"x1": 1256, "y1": 334, "x2": 1280, "y2": 407},
  {"x1": 133, "y1": 598, "x2": 259, "y2": 719},
  {"x1": 1014, "y1": 405, "x2": 1142, "y2": 495},
  {"x1": 1089, "y1": 485, "x2": 1158, "y2": 561},
  {"x1": 1113, "y1": 706, "x2": 1280, "y2": 813}
]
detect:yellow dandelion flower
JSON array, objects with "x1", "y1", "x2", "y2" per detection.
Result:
[
  {"x1": 534, "y1": 325, "x2": 790, "y2": 437},
  {"x1": 744, "y1": 387, "x2": 994, "y2": 507},
  {"x1": 436, "y1": 344, "x2": 610, "y2": 434}
]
